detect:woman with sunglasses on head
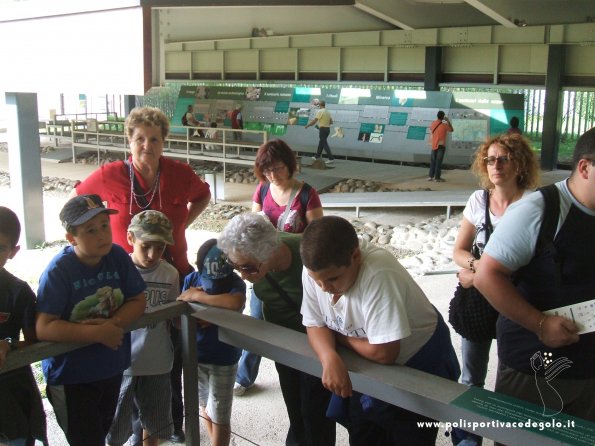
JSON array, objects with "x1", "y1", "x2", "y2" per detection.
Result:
[
  {"x1": 219, "y1": 212, "x2": 335, "y2": 446},
  {"x1": 234, "y1": 139, "x2": 323, "y2": 397},
  {"x1": 450, "y1": 133, "x2": 540, "y2": 446}
]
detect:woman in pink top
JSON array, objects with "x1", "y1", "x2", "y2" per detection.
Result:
[
  {"x1": 252, "y1": 139, "x2": 323, "y2": 233},
  {"x1": 234, "y1": 138, "x2": 323, "y2": 396}
]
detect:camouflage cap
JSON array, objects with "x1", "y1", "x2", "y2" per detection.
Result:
[{"x1": 128, "y1": 210, "x2": 174, "y2": 245}]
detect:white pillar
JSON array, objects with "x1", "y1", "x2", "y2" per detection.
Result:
[{"x1": 5, "y1": 92, "x2": 45, "y2": 249}]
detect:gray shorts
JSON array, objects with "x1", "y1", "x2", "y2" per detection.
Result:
[
  {"x1": 198, "y1": 363, "x2": 238, "y2": 425},
  {"x1": 106, "y1": 374, "x2": 173, "y2": 446}
]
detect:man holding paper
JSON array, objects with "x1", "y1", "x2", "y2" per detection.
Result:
[{"x1": 475, "y1": 127, "x2": 595, "y2": 422}]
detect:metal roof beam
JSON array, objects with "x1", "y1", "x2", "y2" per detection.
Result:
[
  {"x1": 464, "y1": 0, "x2": 517, "y2": 28},
  {"x1": 354, "y1": 1, "x2": 414, "y2": 31}
]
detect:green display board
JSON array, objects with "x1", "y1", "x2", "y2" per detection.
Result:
[
  {"x1": 389, "y1": 112, "x2": 408, "y2": 126},
  {"x1": 274, "y1": 101, "x2": 290, "y2": 113},
  {"x1": 407, "y1": 126, "x2": 428, "y2": 140}
]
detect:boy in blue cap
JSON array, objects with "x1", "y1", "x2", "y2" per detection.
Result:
[
  {"x1": 36, "y1": 194, "x2": 146, "y2": 446},
  {"x1": 178, "y1": 239, "x2": 246, "y2": 446}
]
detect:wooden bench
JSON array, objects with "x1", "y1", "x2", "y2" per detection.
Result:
[{"x1": 320, "y1": 190, "x2": 471, "y2": 218}]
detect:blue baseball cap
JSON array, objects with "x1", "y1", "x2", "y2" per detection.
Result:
[{"x1": 60, "y1": 194, "x2": 117, "y2": 230}]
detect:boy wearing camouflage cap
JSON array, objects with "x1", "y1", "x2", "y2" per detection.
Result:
[{"x1": 107, "y1": 210, "x2": 180, "y2": 446}]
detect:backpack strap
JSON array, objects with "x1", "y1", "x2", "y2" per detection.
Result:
[
  {"x1": 260, "y1": 181, "x2": 312, "y2": 229},
  {"x1": 536, "y1": 184, "x2": 560, "y2": 255},
  {"x1": 260, "y1": 182, "x2": 311, "y2": 211},
  {"x1": 259, "y1": 182, "x2": 270, "y2": 206},
  {"x1": 298, "y1": 183, "x2": 312, "y2": 211},
  {"x1": 538, "y1": 183, "x2": 563, "y2": 283}
]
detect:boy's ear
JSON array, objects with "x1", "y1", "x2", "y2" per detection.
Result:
[
  {"x1": 351, "y1": 247, "x2": 362, "y2": 267},
  {"x1": 8, "y1": 245, "x2": 20, "y2": 260},
  {"x1": 65, "y1": 232, "x2": 76, "y2": 246},
  {"x1": 126, "y1": 231, "x2": 135, "y2": 247}
]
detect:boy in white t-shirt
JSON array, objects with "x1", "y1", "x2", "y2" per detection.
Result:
[
  {"x1": 107, "y1": 210, "x2": 180, "y2": 446},
  {"x1": 300, "y1": 216, "x2": 460, "y2": 446}
]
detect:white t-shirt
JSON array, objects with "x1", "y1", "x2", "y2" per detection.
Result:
[
  {"x1": 301, "y1": 239, "x2": 437, "y2": 364},
  {"x1": 484, "y1": 180, "x2": 595, "y2": 271},
  {"x1": 463, "y1": 189, "x2": 530, "y2": 256},
  {"x1": 126, "y1": 259, "x2": 180, "y2": 376}
]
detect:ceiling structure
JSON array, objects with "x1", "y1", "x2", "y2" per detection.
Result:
[
  {"x1": 352, "y1": 0, "x2": 594, "y2": 30},
  {"x1": 1, "y1": 0, "x2": 593, "y2": 94},
  {"x1": 144, "y1": 0, "x2": 595, "y2": 32}
]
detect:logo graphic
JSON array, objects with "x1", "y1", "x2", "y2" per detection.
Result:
[
  {"x1": 84, "y1": 196, "x2": 100, "y2": 209},
  {"x1": 530, "y1": 351, "x2": 573, "y2": 416},
  {"x1": 70, "y1": 286, "x2": 124, "y2": 322}
]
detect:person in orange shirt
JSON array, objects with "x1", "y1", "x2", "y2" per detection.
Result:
[{"x1": 428, "y1": 110, "x2": 454, "y2": 182}]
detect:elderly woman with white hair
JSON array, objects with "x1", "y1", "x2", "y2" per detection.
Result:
[{"x1": 218, "y1": 212, "x2": 335, "y2": 446}]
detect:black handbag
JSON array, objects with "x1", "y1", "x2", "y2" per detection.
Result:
[{"x1": 448, "y1": 190, "x2": 499, "y2": 342}]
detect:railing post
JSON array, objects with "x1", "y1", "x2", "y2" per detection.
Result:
[{"x1": 181, "y1": 311, "x2": 200, "y2": 445}]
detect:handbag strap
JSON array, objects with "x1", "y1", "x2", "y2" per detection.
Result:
[
  {"x1": 470, "y1": 190, "x2": 493, "y2": 260},
  {"x1": 265, "y1": 273, "x2": 300, "y2": 312},
  {"x1": 483, "y1": 189, "x2": 493, "y2": 242},
  {"x1": 277, "y1": 185, "x2": 300, "y2": 231}
]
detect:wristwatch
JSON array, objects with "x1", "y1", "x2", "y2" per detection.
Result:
[{"x1": 3, "y1": 337, "x2": 18, "y2": 351}]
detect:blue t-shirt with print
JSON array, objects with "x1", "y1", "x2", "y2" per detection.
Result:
[
  {"x1": 37, "y1": 244, "x2": 146, "y2": 385},
  {"x1": 183, "y1": 272, "x2": 245, "y2": 366}
]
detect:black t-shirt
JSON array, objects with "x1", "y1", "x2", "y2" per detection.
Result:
[{"x1": 0, "y1": 268, "x2": 36, "y2": 340}]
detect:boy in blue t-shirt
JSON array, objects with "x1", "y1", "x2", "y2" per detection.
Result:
[
  {"x1": 177, "y1": 239, "x2": 246, "y2": 446},
  {"x1": 107, "y1": 210, "x2": 180, "y2": 446},
  {"x1": 0, "y1": 206, "x2": 48, "y2": 446},
  {"x1": 36, "y1": 194, "x2": 146, "y2": 446}
]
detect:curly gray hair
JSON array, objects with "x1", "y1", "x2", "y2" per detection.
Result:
[{"x1": 217, "y1": 212, "x2": 280, "y2": 263}]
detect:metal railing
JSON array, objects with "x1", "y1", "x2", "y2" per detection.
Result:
[
  {"x1": 3, "y1": 301, "x2": 586, "y2": 446},
  {"x1": 69, "y1": 124, "x2": 267, "y2": 170}
]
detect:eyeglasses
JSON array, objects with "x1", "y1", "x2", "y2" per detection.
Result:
[
  {"x1": 263, "y1": 164, "x2": 286, "y2": 176},
  {"x1": 226, "y1": 259, "x2": 262, "y2": 275},
  {"x1": 484, "y1": 156, "x2": 510, "y2": 166}
]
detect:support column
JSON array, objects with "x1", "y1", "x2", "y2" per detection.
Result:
[
  {"x1": 541, "y1": 45, "x2": 565, "y2": 171},
  {"x1": 5, "y1": 92, "x2": 45, "y2": 249},
  {"x1": 424, "y1": 47, "x2": 442, "y2": 92},
  {"x1": 124, "y1": 95, "x2": 136, "y2": 116}
]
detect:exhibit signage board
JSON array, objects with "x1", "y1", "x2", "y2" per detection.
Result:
[{"x1": 172, "y1": 83, "x2": 524, "y2": 165}]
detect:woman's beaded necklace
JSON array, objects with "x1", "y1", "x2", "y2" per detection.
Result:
[{"x1": 128, "y1": 162, "x2": 162, "y2": 215}]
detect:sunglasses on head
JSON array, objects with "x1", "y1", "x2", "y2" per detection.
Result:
[{"x1": 226, "y1": 259, "x2": 262, "y2": 275}]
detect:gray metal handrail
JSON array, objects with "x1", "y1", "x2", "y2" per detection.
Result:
[{"x1": 2, "y1": 301, "x2": 587, "y2": 445}]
